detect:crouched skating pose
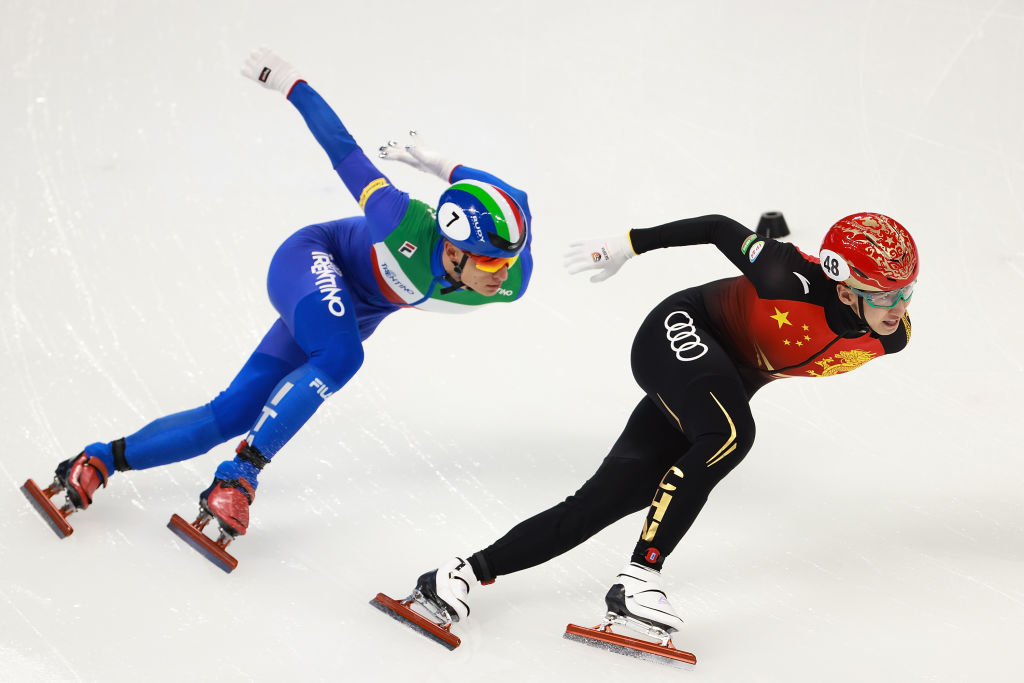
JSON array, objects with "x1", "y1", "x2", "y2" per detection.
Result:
[
  {"x1": 391, "y1": 212, "x2": 917, "y2": 647},
  {"x1": 24, "y1": 49, "x2": 532, "y2": 569}
]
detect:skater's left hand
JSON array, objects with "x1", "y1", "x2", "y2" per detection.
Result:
[
  {"x1": 241, "y1": 47, "x2": 303, "y2": 96},
  {"x1": 378, "y1": 131, "x2": 458, "y2": 183},
  {"x1": 564, "y1": 233, "x2": 637, "y2": 282}
]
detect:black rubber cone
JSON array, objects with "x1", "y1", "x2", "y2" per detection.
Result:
[{"x1": 756, "y1": 211, "x2": 790, "y2": 238}]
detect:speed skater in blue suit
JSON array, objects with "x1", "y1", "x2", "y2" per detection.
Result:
[{"x1": 22, "y1": 48, "x2": 533, "y2": 564}]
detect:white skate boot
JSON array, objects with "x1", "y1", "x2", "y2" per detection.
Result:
[
  {"x1": 370, "y1": 557, "x2": 477, "y2": 651},
  {"x1": 563, "y1": 562, "x2": 696, "y2": 667},
  {"x1": 605, "y1": 562, "x2": 685, "y2": 633},
  {"x1": 414, "y1": 556, "x2": 475, "y2": 622}
]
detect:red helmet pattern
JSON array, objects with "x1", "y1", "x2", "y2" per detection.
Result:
[{"x1": 818, "y1": 213, "x2": 919, "y2": 291}]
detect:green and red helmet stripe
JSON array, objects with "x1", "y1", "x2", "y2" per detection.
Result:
[
  {"x1": 491, "y1": 184, "x2": 526, "y2": 240},
  {"x1": 447, "y1": 180, "x2": 525, "y2": 244}
]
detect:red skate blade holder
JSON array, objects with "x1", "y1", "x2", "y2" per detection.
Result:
[
  {"x1": 167, "y1": 512, "x2": 239, "y2": 573},
  {"x1": 370, "y1": 593, "x2": 461, "y2": 650},
  {"x1": 564, "y1": 622, "x2": 697, "y2": 669},
  {"x1": 21, "y1": 478, "x2": 75, "y2": 538}
]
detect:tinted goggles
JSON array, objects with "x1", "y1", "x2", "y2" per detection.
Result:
[
  {"x1": 849, "y1": 281, "x2": 916, "y2": 309},
  {"x1": 469, "y1": 253, "x2": 518, "y2": 273}
]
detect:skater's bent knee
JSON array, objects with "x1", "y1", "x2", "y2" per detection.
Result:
[{"x1": 309, "y1": 342, "x2": 364, "y2": 388}]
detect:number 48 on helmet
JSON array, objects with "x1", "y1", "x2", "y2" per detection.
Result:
[{"x1": 818, "y1": 212, "x2": 919, "y2": 293}]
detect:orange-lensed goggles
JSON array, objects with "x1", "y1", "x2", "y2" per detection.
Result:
[{"x1": 469, "y1": 253, "x2": 518, "y2": 273}]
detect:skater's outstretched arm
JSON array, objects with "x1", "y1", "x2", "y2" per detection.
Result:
[
  {"x1": 565, "y1": 214, "x2": 812, "y2": 299},
  {"x1": 240, "y1": 47, "x2": 407, "y2": 241}
]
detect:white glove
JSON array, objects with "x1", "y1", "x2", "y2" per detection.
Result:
[
  {"x1": 241, "y1": 47, "x2": 303, "y2": 95},
  {"x1": 564, "y1": 233, "x2": 637, "y2": 282},
  {"x1": 378, "y1": 131, "x2": 458, "y2": 182}
]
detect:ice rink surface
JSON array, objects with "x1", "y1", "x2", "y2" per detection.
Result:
[{"x1": 2, "y1": 0, "x2": 1022, "y2": 681}]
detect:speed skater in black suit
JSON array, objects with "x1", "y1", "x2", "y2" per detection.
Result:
[{"x1": 379, "y1": 211, "x2": 919, "y2": 650}]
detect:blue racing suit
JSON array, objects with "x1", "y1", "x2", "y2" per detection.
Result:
[{"x1": 82, "y1": 81, "x2": 532, "y2": 490}]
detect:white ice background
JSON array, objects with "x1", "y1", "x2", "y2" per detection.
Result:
[{"x1": 2, "y1": 1, "x2": 1023, "y2": 681}]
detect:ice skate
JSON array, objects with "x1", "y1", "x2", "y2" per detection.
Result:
[
  {"x1": 606, "y1": 562, "x2": 686, "y2": 633},
  {"x1": 167, "y1": 475, "x2": 255, "y2": 573},
  {"x1": 564, "y1": 563, "x2": 696, "y2": 668},
  {"x1": 370, "y1": 557, "x2": 476, "y2": 650},
  {"x1": 22, "y1": 452, "x2": 110, "y2": 538}
]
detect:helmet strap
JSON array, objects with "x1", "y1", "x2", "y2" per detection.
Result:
[
  {"x1": 439, "y1": 253, "x2": 471, "y2": 294},
  {"x1": 856, "y1": 295, "x2": 875, "y2": 335},
  {"x1": 840, "y1": 283, "x2": 871, "y2": 334}
]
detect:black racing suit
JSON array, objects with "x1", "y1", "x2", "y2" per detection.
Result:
[{"x1": 467, "y1": 215, "x2": 911, "y2": 582}]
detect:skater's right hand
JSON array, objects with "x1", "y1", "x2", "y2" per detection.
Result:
[
  {"x1": 564, "y1": 233, "x2": 637, "y2": 283},
  {"x1": 241, "y1": 47, "x2": 303, "y2": 96},
  {"x1": 378, "y1": 131, "x2": 458, "y2": 183}
]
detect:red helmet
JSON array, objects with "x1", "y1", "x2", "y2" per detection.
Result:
[{"x1": 818, "y1": 213, "x2": 919, "y2": 291}]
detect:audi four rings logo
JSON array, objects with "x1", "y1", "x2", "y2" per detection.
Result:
[{"x1": 664, "y1": 310, "x2": 708, "y2": 361}]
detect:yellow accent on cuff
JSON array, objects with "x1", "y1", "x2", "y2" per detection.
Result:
[
  {"x1": 627, "y1": 231, "x2": 637, "y2": 255},
  {"x1": 359, "y1": 178, "x2": 389, "y2": 211}
]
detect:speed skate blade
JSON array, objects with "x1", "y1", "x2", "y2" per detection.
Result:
[
  {"x1": 370, "y1": 593, "x2": 461, "y2": 650},
  {"x1": 21, "y1": 479, "x2": 74, "y2": 538},
  {"x1": 167, "y1": 513, "x2": 238, "y2": 573},
  {"x1": 564, "y1": 623, "x2": 696, "y2": 669}
]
